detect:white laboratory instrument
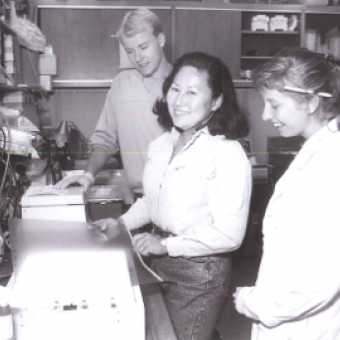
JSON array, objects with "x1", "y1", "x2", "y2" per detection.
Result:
[
  {"x1": 21, "y1": 186, "x2": 87, "y2": 222},
  {"x1": 8, "y1": 218, "x2": 145, "y2": 340}
]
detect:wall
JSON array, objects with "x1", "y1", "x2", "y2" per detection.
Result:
[
  {"x1": 47, "y1": 89, "x2": 107, "y2": 137},
  {"x1": 236, "y1": 88, "x2": 280, "y2": 165},
  {"x1": 23, "y1": 0, "x2": 281, "y2": 165}
]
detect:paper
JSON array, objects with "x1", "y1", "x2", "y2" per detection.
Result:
[{"x1": 24, "y1": 185, "x2": 64, "y2": 196}]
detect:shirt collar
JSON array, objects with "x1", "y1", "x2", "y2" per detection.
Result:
[
  {"x1": 170, "y1": 126, "x2": 210, "y2": 139},
  {"x1": 170, "y1": 126, "x2": 210, "y2": 151},
  {"x1": 294, "y1": 118, "x2": 339, "y2": 170}
]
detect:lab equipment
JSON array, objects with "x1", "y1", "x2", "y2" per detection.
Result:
[
  {"x1": 8, "y1": 218, "x2": 145, "y2": 340},
  {"x1": 21, "y1": 186, "x2": 87, "y2": 222}
]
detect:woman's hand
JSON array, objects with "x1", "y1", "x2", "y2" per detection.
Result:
[
  {"x1": 89, "y1": 218, "x2": 121, "y2": 239},
  {"x1": 233, "y1": 287, "x2": 246, "y2": 315},
  {"x1": 132, "y1": 233, "x2": 167, "y2": 256}
]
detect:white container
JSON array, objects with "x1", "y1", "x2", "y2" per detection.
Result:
[
  {"x1": 21, "y1": 186, "x2": 87, "y2": 222},
  {"x1": 329, "y1": 37, "x2": 340, "y2": 58},
  {"x1": 269, "y1": 15, "x2": 288, "y2": 32},
  {"x1": 251, "y1": 15, "x2": 269, "y2": 32},
  {"x1": 305, "y1": 29, "x2": 319, "y2": 52},
  {"x1": 0, "y1": 288, "x2": 14, "y2": 340}
]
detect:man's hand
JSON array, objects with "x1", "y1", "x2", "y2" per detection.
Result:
[
  {"x1": 54, "y1": 172, "x2": 94, "y2": 191},
  {"x1": 132, "y1": 233, "x2": 167, "y2": 256}
]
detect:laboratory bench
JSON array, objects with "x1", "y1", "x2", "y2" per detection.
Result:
[
  {"x1": 0, "y1": 278, "x2": 177, "y2": 340},
  {"x1": 0, "y1": 217, "x2": 177, "y2": 340},
  {"x1": 0, "y1": 162, "x2": 275, "y2": 340}
]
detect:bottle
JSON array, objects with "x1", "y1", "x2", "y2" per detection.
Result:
[{"x1": 0, "y1": 300, "x2": 14, "y2": 340}]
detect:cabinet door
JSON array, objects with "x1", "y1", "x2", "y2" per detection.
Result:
[
  {"x1": 174, "y1": 9, "x2": 241, "y2": 78},
  {"x1": 240, "y1": 12, "x2": 301, "y2": 72},
  {"x1": 38, "y1": 7, "x2": 172, "y2": 80}
]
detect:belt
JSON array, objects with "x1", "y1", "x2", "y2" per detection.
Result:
[
  {"x1": 152, "y1": 225, "x2": 176, "y2": 238},
  {"x1": 152, "y1": 225, "x2": 229, "y2": 258}
]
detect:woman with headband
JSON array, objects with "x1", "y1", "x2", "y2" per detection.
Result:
[{"x1": 233, "y1": 47, "x2": 340, "y2": 339}]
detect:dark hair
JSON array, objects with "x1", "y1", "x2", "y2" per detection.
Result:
[
  {"x1": 154, "y1": 52, "x2": 249, "y2": 140},
  {"x1": 253, "y1": 47, "x2": 340, "y2": 123}
]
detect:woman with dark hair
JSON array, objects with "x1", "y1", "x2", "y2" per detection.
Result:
[
  {"x1": 234, "y1": 47, "x2": 340, "y2": 339},
  {"x1": 93, "y1": 52, "x2": 252, "y2": 340},
  {"x1": 155, "y1": 51, "x2": 249, "y2": 138}
]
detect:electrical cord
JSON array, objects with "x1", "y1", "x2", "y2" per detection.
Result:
[
  {"x1": 0, "y1": 115, "x2": 12, "y2": 251},
  {"x1": 0, "y1": 116, "x2": 11, "y2": 200},
  {"x1": 0, "y1": 162, "x2": 21, "y2": 251},
  {"x1": 0, "y1": 128, "x2": 6, "y2": 162}
]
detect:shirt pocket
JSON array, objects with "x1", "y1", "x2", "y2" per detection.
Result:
[
  {"x1": 174, "y1": 161, "x2": 215, "y2": 182},
  {"x1": 168, "y1": 256, "x2": 209, "y2": 283}
]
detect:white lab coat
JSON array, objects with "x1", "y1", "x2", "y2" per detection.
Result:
[{"x1": 237, "y1": 118, "x2": 340, "y2": 340}]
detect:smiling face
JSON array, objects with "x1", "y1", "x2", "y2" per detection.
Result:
[
  {"x1": 166, "y1": 66, "x2": 221, "y2": 132},
  {"x1": 121, "y1": 26, "x2": 165, "y2": 78},
  {"x1": 261, "y1": 89, "x2": 320, "y2": 139}
]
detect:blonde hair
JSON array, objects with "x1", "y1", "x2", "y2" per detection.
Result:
[
  {"x1": 253, "y1": 47, "x2": 340, "y2": 121},
  {"x1": 116, "y1": 8, "x2": 163, "y2": 39}
]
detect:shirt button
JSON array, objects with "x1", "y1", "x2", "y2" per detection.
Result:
[{"x1": 159, "y1": 184, "x2": 162, "y2": 188}]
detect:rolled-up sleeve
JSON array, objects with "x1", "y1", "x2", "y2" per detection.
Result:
[
  {"x1": 90, "y1": 82, "x2": 119, "y2": 154},
  {"x1": 120, "y1": 196, "x2": 151, "y2": 231}
]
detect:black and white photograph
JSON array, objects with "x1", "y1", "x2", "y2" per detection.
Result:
[{"x1": 0, "y1": 1, "x2": 340, "y2": 339}]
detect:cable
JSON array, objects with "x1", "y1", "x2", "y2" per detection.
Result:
[
  {"x1": 0, "y1": 128, "x2": 6, "y2": 162},
  {"x1": 27, "y1": 49, "x2": 39, "y2": 84},
  {"x1": 0, "y1": 160, "x2": 14, "y2": 251},
  {"x1": 0, "y1": 117, "x2": 11, "y2": 200},
  {"x1": 0, "y1": 155, "x2": 20, "y2": 250}
]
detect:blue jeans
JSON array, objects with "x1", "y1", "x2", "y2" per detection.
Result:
[{"x1": 151, "y1": 255, "x2": 232, "y2": 340}]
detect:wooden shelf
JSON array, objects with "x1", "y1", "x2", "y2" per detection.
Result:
[
  {"x1": 52, "y1": 79, "x2": 113, "y2": 88},
  {"x1": 241, "y1": 30, "x2": 299, "y2": 34},
  {"x1": 241, "y1": 56, "x2": 273, "y2": 60},
  {"x1": 51, "y1": 79, "x2": 254, "y2": 89},
  {"x1": 0, "y1": 84, "x2": 47, "y2": 98},
  {"x1": 0, "y1": 84, "x2": 44, "y2": 91},
  {"x1": 305, "y1": 5, "x2": 340, "y2": 14}
]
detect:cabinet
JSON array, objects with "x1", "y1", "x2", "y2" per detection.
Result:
[
  {"x1": 240, "y1": 10, "x2": 301, "y2": 75},
  {"x1": 174, "y1": 8, "x2": 241, "y2": 78},
  {"x1": 305, "y1": 8, "x2": 340, "y2": 58},
  {"x1": 25, "y1": 2, "x2": 340, "y2": 161},
  {"x1": 38, "y1": 6, "x2": 172, "y2": 83},
  {"x1": 34, "y1": 3, "x2": 340, "y2": 87}
]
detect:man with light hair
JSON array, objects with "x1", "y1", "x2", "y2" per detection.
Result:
[{"x1": 56, "y1": 8, "x2": 172, "y2": 203}]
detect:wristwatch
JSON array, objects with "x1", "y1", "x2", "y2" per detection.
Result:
[{"x1": 160, "y1": 238, "x2": 168, "y2": 251}]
